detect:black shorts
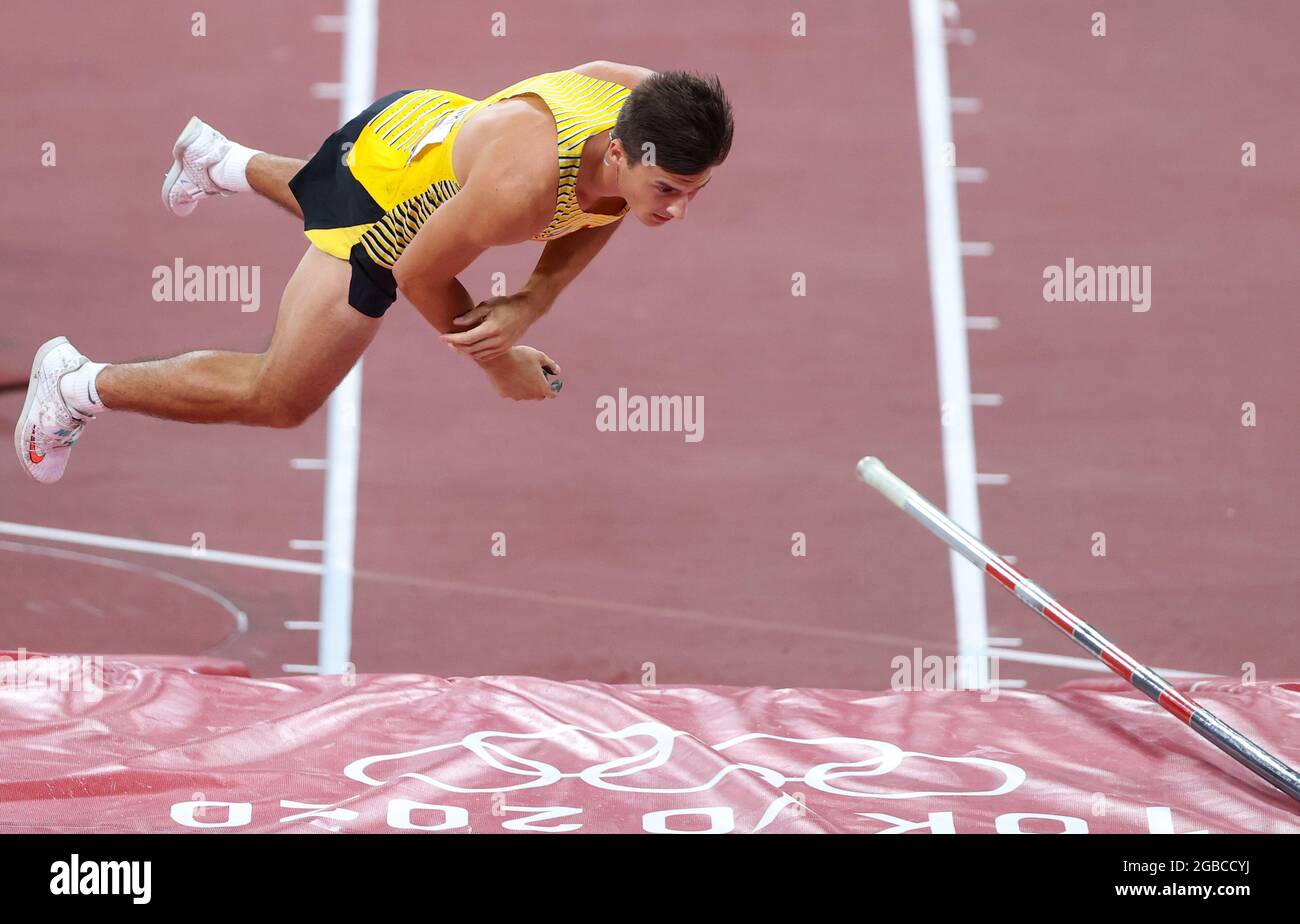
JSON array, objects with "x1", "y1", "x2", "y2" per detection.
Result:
[{"x1": 288, "y1": 89, "x2": 413, "y2": 318}]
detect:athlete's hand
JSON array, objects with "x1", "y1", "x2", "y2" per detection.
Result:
[
  {"x1": 480, "y1": 346, "x2": 561, "y2": 401},
  {"x1": 442, "y1": 293, "x2": 545, "y2": 362}
]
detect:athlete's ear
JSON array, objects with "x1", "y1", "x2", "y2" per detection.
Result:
[{"x1": 606, "y1": 137, "x2": 629, "y2": 167}]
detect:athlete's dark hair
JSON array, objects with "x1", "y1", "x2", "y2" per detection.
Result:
[{"x1": 612, "y1": 71, "x2": 734, "y2": 176}]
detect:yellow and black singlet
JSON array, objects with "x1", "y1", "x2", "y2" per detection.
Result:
[{"x1": 288, "y1": 71, "x2": 632, "y2": 316}]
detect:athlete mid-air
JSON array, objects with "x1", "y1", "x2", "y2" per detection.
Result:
[{"x1": 16, "y1": 61, "x2": 734, "y2": 483}]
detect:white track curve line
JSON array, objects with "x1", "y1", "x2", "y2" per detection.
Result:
[
  {"x1": 0, "y1": 539, "x2": 248, "y2": 649},
  {"x1": 0, "y1": 521, "x2": 321, "y2": 575}
]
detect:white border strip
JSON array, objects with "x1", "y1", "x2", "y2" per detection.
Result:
[
  {"x1": 0, "y1": 521, "x2": 323, "y2": 575},
  {"x1": 317, "y1": 0, "x2": 379, "y2": 677},
  {"x1": 909, "y1": 0, "x2": 989, "y2": 688},
  {"x1": 988, "y1": 647, "x2": 1219, "y2": 681}
]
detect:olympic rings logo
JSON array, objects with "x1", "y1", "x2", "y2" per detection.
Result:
[{"x1": 341, "y1": 722, "x2": 1027, "y2": 800}]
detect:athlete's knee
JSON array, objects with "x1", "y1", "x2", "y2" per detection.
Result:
[
  {"x1": 260, "y1": 393, "x2": 322, "y2": 429},
  {"x1": 247, "y1": 365, "x2": 323, "y2": 428},
  {"x1": 263, "y1": 398, "x2": 318, "y2": 429}
]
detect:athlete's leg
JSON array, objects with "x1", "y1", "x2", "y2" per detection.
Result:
[
  {"x1": 97, "y1": 247, "x2": 377, "y2": 427},
  {"x1": 165, "y1": 117, "x2": 307, "y2": 220},
  {"x1": 247, "y1": 153, "x2": 307, "y2": 218}
]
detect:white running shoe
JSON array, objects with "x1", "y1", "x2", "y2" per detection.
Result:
[
  {"x1": 161, "y1": 116, "x2": 233, "y2": 217},
  {"x1": 13, "y1": 337, "x2": 93, "y2": 485}
]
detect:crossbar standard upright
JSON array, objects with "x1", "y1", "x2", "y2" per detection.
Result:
[{"x1": 318, "y1": 0, "x2": 378, "y2": 675}]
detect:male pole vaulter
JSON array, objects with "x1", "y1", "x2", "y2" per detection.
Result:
[{"x1": 16, "y1": 62, "x2": 733, "y2": 483}]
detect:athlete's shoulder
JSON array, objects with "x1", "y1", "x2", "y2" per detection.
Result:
[
  {"x1": 568, "y1": 61, "x2": 655, "y2": 90},
  {"x1": 458, "y1": 131, "x2": 556, "y2": 243}
]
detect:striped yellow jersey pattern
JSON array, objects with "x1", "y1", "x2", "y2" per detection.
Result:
[{"x1": 340, "y1": 72, "x2": 631, "y2": 270}]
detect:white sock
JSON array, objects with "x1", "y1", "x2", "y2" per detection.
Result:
[
  {"x1": 209, "y1": 142, "x2": 262, "y2": 193},
  {"x1": 60, "y1": 361, "x2": 109, "y2": 418}
]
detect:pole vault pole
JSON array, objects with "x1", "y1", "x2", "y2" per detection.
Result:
[{"x1": 857, "y1": 456, "x2": 1300, "y2": 805}]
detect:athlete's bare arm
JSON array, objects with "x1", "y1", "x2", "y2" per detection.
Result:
[
  {"x1": 393, "y1": 118, "x2": 560, "y2": 400},
  {"x1": 446, "y1": 219, "x2": 622, "y2": 363},
  {"x1": 400, "y1": 62, "x2": 657, "y2": 390},
  {"x1": 394, "y1": 99, "x2": 555, "y2": 319},
  {"x1": 436, "y1": 61, "x2": 656, "y2": 362}
]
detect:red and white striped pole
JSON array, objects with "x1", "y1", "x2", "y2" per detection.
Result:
[{"x1": 857, "y1": 456, "x2": 1300, "y2": 805}]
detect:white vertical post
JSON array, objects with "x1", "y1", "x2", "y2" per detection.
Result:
[
  {"x1": 908, "y1": 0, "x2": 989, "y2": 689},
  {"x1": 318, "y1": 0, "x2": 378, "y2": 676}
]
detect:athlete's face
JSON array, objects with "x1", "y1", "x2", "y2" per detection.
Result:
[{"x1": 610, "y1": 141, "x2": 713, "y2": 227}]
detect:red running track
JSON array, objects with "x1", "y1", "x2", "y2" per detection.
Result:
[{"x1": 0, "y1": 1, "x2": 1295, "y2": 694}]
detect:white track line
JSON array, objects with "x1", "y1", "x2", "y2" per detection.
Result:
[
  {"x1": 988, "y1": 647, "x2": 1219, "y2": 680},
  {"x1": 910, "y1": 0, "x2": 989, "y2": 691},
  {"x1": 0, "y1": 521, "x2": 322, "y2": 575},
  {"x1": 351, "y1": 566, "x2": 957, "y2": 650},
  {"x1": 316, "y1": 0, "x2": 378, "y2": 677},
  {"x1": 0, "y1": 520, "x2": 949, "y2": 650},
  {"x1": 282, "y1": 664, "x2": 322, "y2": 674}
]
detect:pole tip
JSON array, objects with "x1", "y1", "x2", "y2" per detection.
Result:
[
  {"x1": 856, "y1": 456, "x2": 913, "y2": 508},
  {"x1": 856, "y1": 456, "x2": 883, "y2": 484}
]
